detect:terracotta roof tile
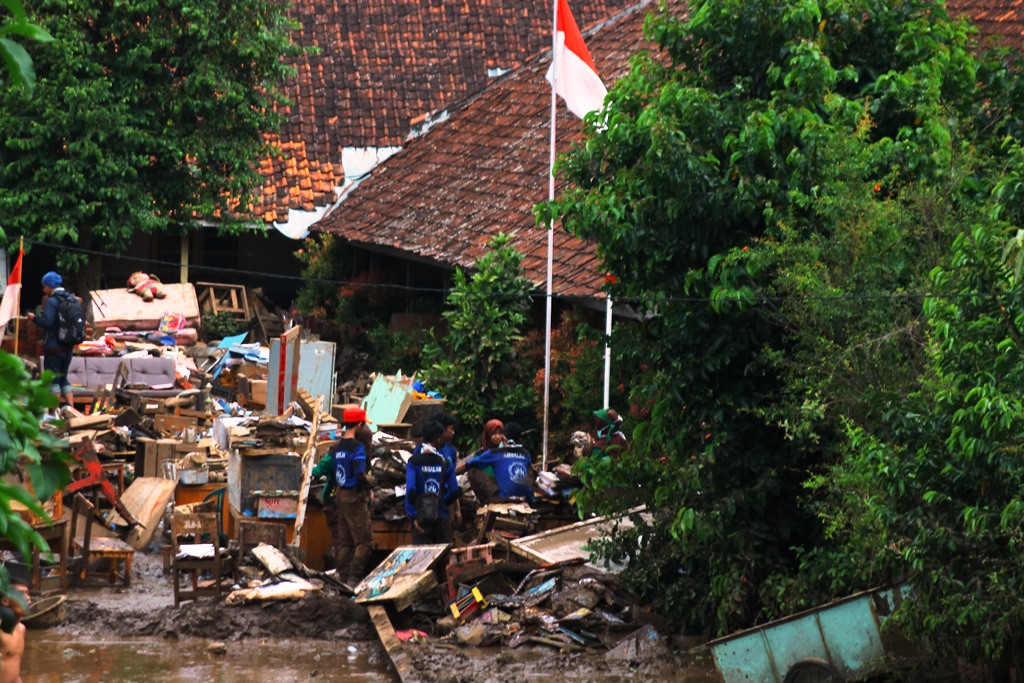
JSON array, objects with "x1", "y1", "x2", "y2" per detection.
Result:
[
  {"x1": 949, "y1": 0, "x2": 1024, "y2": 45},
  {"x1": 313, "y1": 2, "x2": 661, "y2": 298},
  {"x1": 311, "y1": 1, "x2": 1023, "y2": 298},
  {"x1": 252, "y1": 0, "x2": 642, "y2": 223}
]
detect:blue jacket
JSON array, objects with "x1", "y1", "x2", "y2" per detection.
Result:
[
  {"x1": 412, "y1": 442, "x2": 458, "y2": 468},
  {"x1": 310, "y1": 438, "x2": 367, "y2": 490},
  {"x1": 466, "y1": 442, "x2": 534, "y2": 502},
  {"x1": 32, "y1": 288, "x2": 66, "y2": 351},
  {"x1": 405, "y1": 446, "x2": 460, "y2": 520}
]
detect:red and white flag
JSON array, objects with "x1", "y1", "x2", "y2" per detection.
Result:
[
  {"x1": 0, "y1": 249, "x2": 23, "y2": 330},
  {"x1": 545, "y1": 0, "x2": 607, "y2": 119}
]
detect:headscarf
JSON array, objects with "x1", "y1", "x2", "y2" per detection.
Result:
[{"x1": 481, "y1": 419, "x2": 504, "y2": 449}]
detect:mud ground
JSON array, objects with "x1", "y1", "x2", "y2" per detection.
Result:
[{"x1": 53, "y1": 550, "x2": 718, "y2": 682}]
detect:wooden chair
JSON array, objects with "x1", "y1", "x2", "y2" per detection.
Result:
[
  {"x1": 201, "y1": 486, "x2": 228, "y2": 546},
  {"x1": 171, "y1": 509, "x2": 225, "y2": 606},
  {"x1": 68, "y1": 494, "x2": 134, "y2": 587}
]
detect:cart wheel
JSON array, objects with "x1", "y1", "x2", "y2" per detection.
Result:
[{"x1": 783, "y1": 658, "x2": 842, "y2": 683}]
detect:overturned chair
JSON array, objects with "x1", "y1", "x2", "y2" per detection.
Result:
[
  {"x1": 68, "y1": 493, "x2": 134, "y2": 587},
  {"x1": 170, "y1": 507, "x2": 228, "y2": 606}
]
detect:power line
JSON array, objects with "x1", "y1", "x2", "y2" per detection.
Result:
[{"x1": 16, "y1": 238, "x2": 1017, "y2": 306}]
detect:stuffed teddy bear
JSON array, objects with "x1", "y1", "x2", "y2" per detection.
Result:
[{"x1": 127, "y1": 271, "x2": 167, "y2": 302}]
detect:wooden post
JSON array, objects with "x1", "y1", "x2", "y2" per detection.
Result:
[
  {"x1": 291, "y1": 396, "x2": 323, "y2": 548},
  {"x1": 273, "y1": 325, "x2": 301, "y2": 414}
]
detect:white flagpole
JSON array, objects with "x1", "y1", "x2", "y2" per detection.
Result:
[
  {"x1": 603, "y1": 293, "x2": 611, "y2": 408},
  {"x1": 542, "y1": 0, "x2": 559, "y2": 472}
]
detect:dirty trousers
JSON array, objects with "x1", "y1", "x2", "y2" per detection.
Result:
[
  {"x1": 333, "y1": 487, "x2": 374, "y2": 585},
  {"x1": 411, "y1": 517, "x2": 452, "y2": 546},
  {"x1": 323, "y1": 501, "x2": 342, "y2": 566}
]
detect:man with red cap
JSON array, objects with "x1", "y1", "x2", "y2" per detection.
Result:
[{"x1": 311, "y1": 407, "x2": 375, "y2": 586}]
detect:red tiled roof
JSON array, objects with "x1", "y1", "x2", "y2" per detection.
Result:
[
  {"x1": 254, "y1": 0, "x2": 642, "y2": 223},
  {"x1": 308, "y1": 1, "x2": 1021, "y2": 296},
  {"x1": 312, "y1": 2, "x2": 661, "y2": 298},
  {"x1": 949, "y1": 0, "x2": 1024, "y2": 46}
]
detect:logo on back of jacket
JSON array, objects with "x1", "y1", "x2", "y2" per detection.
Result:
[
  {"x1": 425, "y1": 480, "x2": 440, "y2": 494},
  {"x1": 509, "y1": 462, "x2": 528, "y2": 483},
  {"x1": 335, "y1": 450, "x2": 356, "y2": 486}
]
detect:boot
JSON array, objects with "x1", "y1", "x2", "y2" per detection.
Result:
[
  {"x1": 336, "y1": 545, "x2": 354, "y2": 584},
  {"x1": 348, "y1": 544, "x2": 372, "y2": 588}
]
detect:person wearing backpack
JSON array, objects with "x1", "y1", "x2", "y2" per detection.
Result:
[
  {"x1": 405, "y1": 419, "x2": 461, "y2": 545},
  {"x1": 27, "y1": 272, "x2": 85, "y2": 408},
  {"x1": 310, "y1": 408, "x2": 376, "y2": 587}
]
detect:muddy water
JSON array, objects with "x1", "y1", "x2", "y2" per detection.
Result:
[
  {"x1": 23, "y1": 634, "x2": 389, "y2": 683},
  {"x1": 23, "y1": 632, "x2": 721, "y2": 683}
]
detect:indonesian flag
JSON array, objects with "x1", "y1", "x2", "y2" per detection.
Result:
[
  {"x1": 0, "y1": 249, "x2": 23, "y2": 330},
  {"x1": 545, "y1": 0, "x2": 607, "y2": 119}
]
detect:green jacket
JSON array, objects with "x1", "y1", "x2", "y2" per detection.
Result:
[{"x1": 312, "y1": 453, "x2": 336, "y2": 505}]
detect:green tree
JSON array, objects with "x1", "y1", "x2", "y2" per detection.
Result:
[
  {"x1": 543, "y1": 0, "x2": 1024, "y2": 638},
  {"x1": 0, "y1": 0, "x2": 302, "y2": 280},
  {"x1": 421, "y1": 234, "x2": 537, "y2": 454},
  {"x1": 1, "y1": 0, "x2": 53, "y2": 92},
  {"x1": 800, "y1": 208, "x2": 1024, "y2": 666},
  {"x1": 0, "y1": 351, "x2": 72, "y2": 601}
]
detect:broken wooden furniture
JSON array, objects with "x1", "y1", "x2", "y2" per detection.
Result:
[
  {"x1": 170, "y1": 508, "x2": 225, "y2": 607},
  {"x1": 197, "y1": 282, "x2": 249, "y2": 325},
  {"x1": 65, "y1": 439, "x2": 139, "y2": 527},
  {"x1": 68, "y1": 494, "x2": 134, "y2": 587},
  {"x1": 353, "y1": 544, "x2": 450, "y2": 612},
  {"x1": 0, "y1": 518, "x2": 68, "y2": 593}
]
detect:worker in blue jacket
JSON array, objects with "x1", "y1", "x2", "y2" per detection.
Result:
[
  {"x1": 411, "y1": 412, "x2": 463, "y2": 529},
  {"x1": 456, "y1": 422, "x2": 534, "y2": 504},
  {"x1": 406, "y1": 419, "x2": 461, "y2": 544},
  {"x1": 311, "y1": 408, "x2": 375, "y2": 586}
]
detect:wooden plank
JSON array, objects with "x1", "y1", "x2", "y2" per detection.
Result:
[
  {"x1": 154, "y1": 414, "x2": 199, "y2": 435},
  {"x1": 362, "y1": 375, "x2": 413, "y2": 425},
  {"x1": 106, "y1": 477, "x2": 178, "y2": 550},
  {"x1": 509, "y1": 505, "x2": 648, "y2": 570},
  {"x1": 361, "y1": 571, "x2": 438, "y2": 612},
  {"x1": 368, "y1": 605, "x2": 422, "y2": 683},
  {"x1": 291, "y1": 398, "x2": 323, "y2": 547},
  {"x1": 354, "y1": 545, "x2": 448, "y2": 610},
  {"x1": 68, "y1": 414, "x2": 113, "y2": 431},
  {"x1": 251, "y1": 543, "x2": 293, "y2": 575}
]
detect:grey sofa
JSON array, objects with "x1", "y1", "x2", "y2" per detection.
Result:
[{"x1": 42, "y1": 355, "x2": 180, "y2": 400}]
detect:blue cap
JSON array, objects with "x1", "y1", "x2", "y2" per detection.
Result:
[{"x1": 41, "y1": 272, "x2": 62, "y2": 288}]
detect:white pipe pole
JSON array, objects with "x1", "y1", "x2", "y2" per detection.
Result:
[
  {"x1": 603, "y1": 294, "x2": 612, "y2": 408},
  {"x1": 543, "y1": 0, "x2": 559, "y2": 472}
]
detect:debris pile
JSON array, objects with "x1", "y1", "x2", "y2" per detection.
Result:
[
  {"x1": 434, "y1": 558, "x2": 665, "y2": 655},
  {"x1": 225, "y1": 542, "x2": 348, "y2": 606}
]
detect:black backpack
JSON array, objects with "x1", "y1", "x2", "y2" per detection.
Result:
[
  {"x1": 54, "y1": 291, "x2": 86, "y2": 346},
  {"x1": 414, "y1": 456, "x2": 446, "y2": 525}
]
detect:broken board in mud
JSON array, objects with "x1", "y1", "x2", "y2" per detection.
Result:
[
  {"x1": 354, "y1": 544, "x2": 448, "y2": 612},
  {"x1": 368, "y1": 605, "x2": 422, "y2": 683},
  {"x1": 106, "y1": 477, "x2": 178, "y2": 550}
]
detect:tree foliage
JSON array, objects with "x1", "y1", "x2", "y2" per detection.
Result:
[
  {"x1": 1, "y1": 0, "x2": 53, "y2": 92},
  {"x1": 421, "y1": 234, "x2": 537, "y2": 454},
  {"x1": 544, "y1": 0, "x2": 1024, "y2": 660},
  {"x1": 0, "y1": 351, "x2": 72, "y2": 599},
  {"x1": 0, "y1": 0, "x2": 301, "y2": 272}
]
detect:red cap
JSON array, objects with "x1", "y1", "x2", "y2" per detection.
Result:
[{"x1": 343, "y1": 407, "x2": 372, "y2": 424}]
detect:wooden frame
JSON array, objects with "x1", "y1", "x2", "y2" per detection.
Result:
[
  {"x1": 170, "y1": 509, "x2": 224, "y2": 607},
  {"x1": 68, "y1": 494, "x2": 134, "y2": 587}
]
